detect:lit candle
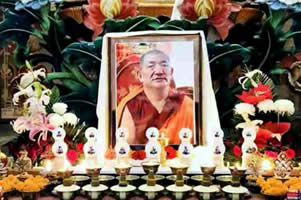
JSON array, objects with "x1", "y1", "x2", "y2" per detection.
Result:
[
  {"x1": 261, "y1": 159, "x2": 273, "y2": 177},
  {"x1": 44, "y1": 159, "x2": 53, "y2": 173}
]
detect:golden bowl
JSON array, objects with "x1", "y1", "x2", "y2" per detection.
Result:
[{"x1": 142, "y1": 161, "x2": 160, "y2": 175}]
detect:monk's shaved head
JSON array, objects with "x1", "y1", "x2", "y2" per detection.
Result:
[{"x1": 140, "y1": 49, "x2": 170, "y2": 66}]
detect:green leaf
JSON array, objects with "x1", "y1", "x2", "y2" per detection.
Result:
[
  {"x1": 41, "y1": 19, "x2": 74, "y2": 71},
  {"x1": 13, "y1": 47, "x2": 30, "y2": 67},
  {"x1": 0, "y1": 9, "x2": 42, "y2": 48},
  {"x1": 270, "y1": 68, "x2": 288, "y2": 75},
  {"x1": 103, "y1": 16, "x2": 161, "y2": 33},
  {"x1": 209, "y1": 43, "x2": 251, "y2": 64},
  {"x1": 40, "y1": 5, "x2": 50, "y2": 32},
  {"x1": 61, "y1": 81, "x2": 99, "y2": 124},
  {"x1": 207, "y1": 42, "x2": 251, "y2": 78},
  {"x1": 46, "y1": 86, "x2": 61, "y2": 113},
  {"x1": 50, "y1": 86, "x2": 60, "y2": 104},
  {"x1": 45, "y1": 72, "x2": 74, "y2": 83},
  {"x1": 159, "y1": 18, "x2": 208, "y2": 33},
  {"x1": 62, "y1": 37, "x2": 102, "y2": 84}
]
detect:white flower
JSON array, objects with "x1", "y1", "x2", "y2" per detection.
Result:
[
  {"x1": 274, "y1": 99, "x2": 295, "y2": 116},
  {"x1": 63, "y1": 113, "x2": 78, "y2": 126},
  {"x1": 49, "y1": 114, "x2": 65, "y2": 127},
  {"x1": 40, "y1": 89, "x2": 51, "y2": 106},
  {"x1": 234, "y1": 103, "x2": 256, "y2": 116},
  {"x1": 52, "y1": 103, "x2": 68, "y2": 115},
  {"x1": 19, "y1": 68, "x2": 46, "y2": 88},
  {"x1": 13, "y1": 85, "x2": 34, "y2": 105},
  {"x1": 257, "y1": 99, "x2": 275, "y2": 114},
  {"x1": 24, "y1": 97, "x2": 46, "y2": 114},
  {"x1": 20, "y1": 73, "x2": 34, "y2": 88}
]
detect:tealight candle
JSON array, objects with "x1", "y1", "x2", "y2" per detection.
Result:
[{"x1": 261, "y1": 159, "x2": 274, "y2": 177}]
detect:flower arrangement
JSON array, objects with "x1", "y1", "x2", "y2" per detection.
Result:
[
  {"x1": 9, "y1": 62, "x2": 87, "y2": 165},
  {"x1": 225, "y1": 69, "x2": 296, "y2": 163}
]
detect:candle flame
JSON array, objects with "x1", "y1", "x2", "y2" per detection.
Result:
[
  {"x1": 235, "y1": 162, "x2": 240, "y2": 169},
  {"x1": 44, "y1": 160, "x2": 52, "y2": 172},
  {"x1": 262, "y1": 159, "x2": 272, "y2": 170}
]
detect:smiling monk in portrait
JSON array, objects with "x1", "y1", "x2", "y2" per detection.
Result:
[{"x1": 117, "y1": 50, "x2": 194, "y2": 144}]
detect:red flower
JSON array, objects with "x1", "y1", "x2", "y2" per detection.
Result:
[
  {"x1": 76, "y1": 143, "x2": 84, "y2": 154},
  {"x1": 40, "y1": 144, "x2": 55, "y2": 160},
  {"x1": 232, "y1": 145, "x2": 242, "y2": 158},
  {"x1": 268, "y1": 137, "x2": 282, "y2": 147},
  {"x1": 255, "y1": 128, "x2": 272, "y2": 149},
  {"x1": 165, "y1": 146, "x2": 177, "y2": 159},
  {"x1": 26, "y1": 144, "x2": 43, "y2": 162},
  {"x1": 131, "y1": 150, "x2": 146, "y2": 160},
  {"x1": 265, "y1": 151, "x2": 278, "y2": 159},
  {"x1": 178, "y1": 0, "x2": 241, "y2": 40},
  {"x1": 84, "y1": 0, "x2": 138, "y2": 39},
  {"x1": 237, "y1": 83, "x2": 273, "y2": 105},
  {"x1": 225, "y1": 139, "x2": 232, "y2": 147},
  {"x1": 67, "y1": 149, "x2": 78, "y2": 164},
  {"x1": 261, "y1": 121, "x2": 291, "y2": 137},
  {"x1": 286, "y1": 148, "x2": 295, "y2": 159}
]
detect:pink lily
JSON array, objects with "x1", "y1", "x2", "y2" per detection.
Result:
[
  {"x1": 29, "y1": 113, "x2": 56, "y2": 145},
  {"x1": 11, "y1": 116, "x2": 31, "y2": 134}
]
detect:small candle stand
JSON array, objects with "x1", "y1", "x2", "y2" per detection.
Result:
[
  {"x1": 193, "y1": 166, "x2": 219, "y2": 200},
  {"x1": 53, "y1": 128, "x2": 80, "y2": 200},
  {"x1": 166, "y1": 163, "x2": 191, "y2": 200},
  {"x1": 222, "y1": 165, "x2": 248, "y2": 200},
  {"x1": 82, "y1": 167, "x2": 108, "y2": 200},
  {"x1": 54, "y1": 169, "x2": 80, "y2": 200},
  {"x1": 139, "y1": 161, "x2": 164, "y2": 199},
  {"x1": 111, "y1": 164, "x2": 136, "y2": 200}
]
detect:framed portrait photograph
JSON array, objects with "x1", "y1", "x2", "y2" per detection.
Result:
[{"x1": 106, "y1": 33, "x2": 203, "y2": 147}]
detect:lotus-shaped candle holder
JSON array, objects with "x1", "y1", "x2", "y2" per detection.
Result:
[
  {"x1": 115, "y1": 165, "x2": 131, "y2": 187},
  {"x1": 201, "y1": 166, "x2": 216, "y2": 186},
  {"x1": 57, "y1": 170, "x2": 73, "y2": 187},
  {"x1": 142, "y1": 161, "x2": 160, "y2": 186},
  {"x1": 86, "y1": 167, "x2": 101, "y2": 187},
  {"x1": 170, "y1": 164, "x2": 189, "y2": 187},
  {"x1": 229, "y1": 166, "x2": 247, "y2": 187}
]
